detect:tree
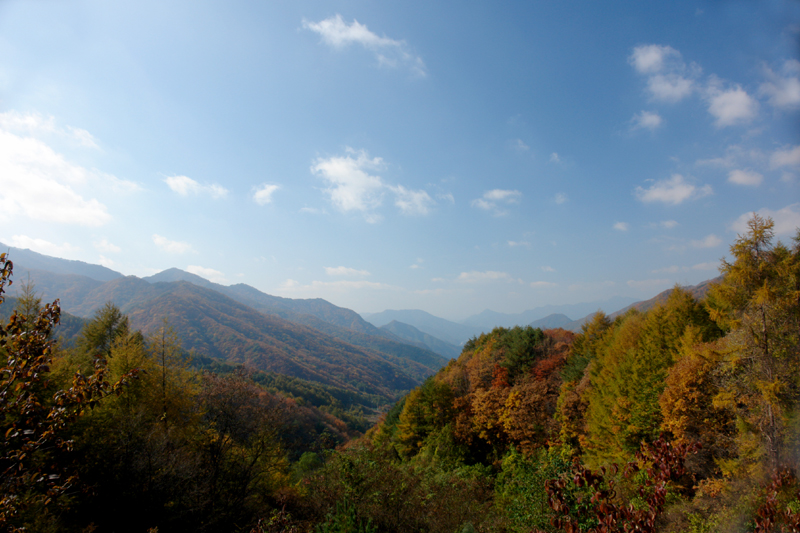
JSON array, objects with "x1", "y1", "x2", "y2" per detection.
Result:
[
  {"x1": 707, "y1": 214, "x2": 800, "y2": 470},
  {"x1": 0, "y1": 254, "x2": 136, "y2": 530}
]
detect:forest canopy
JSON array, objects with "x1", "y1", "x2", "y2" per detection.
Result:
[{"x1": 1, "y1": 214, "x2": 799, "y2": 532}]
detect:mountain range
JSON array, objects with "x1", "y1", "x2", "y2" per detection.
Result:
[{"x1": 1, "y1": 242, "x2": 719, "y2": 405}]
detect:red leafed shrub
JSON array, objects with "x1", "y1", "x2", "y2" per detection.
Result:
[{"x1": 538, "y1": 437, "x2": 700, "y2": 533}]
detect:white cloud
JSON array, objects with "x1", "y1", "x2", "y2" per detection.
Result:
[
  {"x1": 530, "y1": 281, "x2": 557, "y2": 289},
  {"x1": 186, "y1": 265, "x2": 227, "y2": 284},
  {"x1": 389, "y1": 184, "x2": 434, "y2": 215},
  {"x1": 0, "y1": 111, "x2": 57, "y2": 135},
  {"x1": 691, "y1": 234, "x2": 722, "y2": 248},
  {"x1": 164, "y1": 175, "x2": 228, "y2": 198},
  {"x1": 94, "y1": 239, "x2": 120, "y2": 253},
  {"x1": 541, "y1": 266, "x2": 556, "y2": 272},
  {"x1": 513, "y1": 139, "x2": 530, "y2": 151},
  {"x1": 635, "y1": 174, "x2": 712, "y2": 205},
  {"x1": 457, "y1": 271, "x2": 515, "y2": 283},
  {"x1": 770, "y1": 145, "x2": 800, "y2": 169},
  {"x1": 661, "y1": 220, "x2": 679, "y2": 229},
  {"x1": 277, "y1": 278, "x2": 395, "y2": 293},
  {"x1": 550, "y1": 152, "x2": 561, "y2": 163},
  {"x1": 98, "y1": 255, "x2": 116, "y2": 269},
  {"x1": 648, "y1": 74, "x2": 694, "y2": 102},
  {"x1": 152, "y1": 234, "x2": 193, "y2": 254},
  {"x1": 253, "y1": 184, "x2": 280, "y2": 205},
  {"x1": 613, "y1": 222, "x2": 629, "y2": 231},
  {"x1": 554, "y1": 193, "x2": 568, "y2": 205},
  {"x1": 8, "y1": 235, "x2": 78, "y2": 256},
  {"x1": 629, "y1": 45, "x2": 695, "y2": 103},
  {"x1": 728, "y1": 169, "x2": 763, "y2": 186},
  {"x1": 0, "y1": 130, "x2": 112, "y2": 226},
  {"x1": 436, "y1": 192, "x2": 455, "y2": 204},
  {"x1": 629, "y1": 45, "x2": 680, "y2": 74},
  {"x1": 311, "y1": 149, "x2": 386, "y2": 218},
  {"x1": 731, "y1": 204, "x2": 800, "y2": 237},
  {"x1": 656, "y1": 262, "x2": 717, "y2": 273},
  {"x1": 0, "y1": 111, "x2": 99, "y2": 148},
  {"x1": 471, "y1": 189, "x2": 522, "y2": 216},
  {"x1": 508, "y1": 240, "x2": 530, "y2": 247},
  {"x1": 66, "y1": 127, "x2": 99, "y2": 149},
  {"x1": 706, "y1": 84, "x2": 758, "y2": 127},
  {"x1": 302, "y1": 14, "x2": 426, "y2": 76},
  {"x1": 631, "y1": 110, "x2": 662, "y2": 130},
  {"x1": 324, "y1": 266, "x2": 370, "y2": 277},
  {"x1": 760, "y1": 60, "x2": 800, "y2": 109}
]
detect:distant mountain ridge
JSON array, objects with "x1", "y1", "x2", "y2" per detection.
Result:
[
  {"x1": 364, "y1": 309, "x2": 483, "y2": 346},
  {"x1": 0, "y1": 242, "x2": 123, "y2": 282},
  {"x1": 461, "y1": 296, "x2": 638, "y2": 330},
  {"x1": 379, "y1": 320, "x2": 462, "y2": 360},
  {"x1": 3, "y1": 249, "x2": 447, "y2": 403}
]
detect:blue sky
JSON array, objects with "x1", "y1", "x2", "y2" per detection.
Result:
[{"x1": 0, "y1": 1, "x2": 798, "y2": 320}]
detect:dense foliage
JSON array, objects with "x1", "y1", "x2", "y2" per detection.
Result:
[{"x1": 1, "y1": 215, "x2": 798, "y2": 532}]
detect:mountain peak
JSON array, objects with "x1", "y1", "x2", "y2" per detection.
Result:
[{"x1": 143, "y1": 268, "x2": 216, "y2": 287}]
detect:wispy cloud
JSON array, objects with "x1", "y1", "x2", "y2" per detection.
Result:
[
  {"x1": 457, "y1": 270, "x2": 517, "y2": 283},
  {"x1": 631, "y1": 110, "x2": 662, "y2": 130},
  {"x1": 471, "y1": 189, "x2": 522, "y2": 216},
  {"x1": 0, "y1": 129, "x2": 113, "y2": 226},
  {"x1": 690, "y1": 234, "x2": 722, "y2": 248},
  {"x1": 8, "y1": 235, "x2": 78, "y2": 256},
  {"x1": 253, "y1": 184, "x2": 280, "y2": 205},
  {"x1": 508, "y1": 240, "x2": 530, "y2": 247},
  {"x1": 728, "y1": 169, "x2": 763, "y2": 186},
  {"x1": 630, "y1": 44, "x2": 681, "y2": 74},
  {"x1": 302, "y1": 14, "x2": 426, "y2": 76},
  {"x1": 652, "y1": 262, "x2": 718, "y2": 274},
  {"x1": 635, "y1": 174, "x2": 712, "y2": 205},
  {"x1": 530, "y1": 281, "x2": 557, "y2": 289},
  {"x1": 389, "y1": 184, "x2": 434, "y2": 215},
  {"x1": 630, "y1": 45, "x2": 764, "y2": 128},
  {"x1": 0, "y1": 111, "x2": 99, "y2": 148},
  {"x1": 541, "y1": 266, "x2": 556, "y2": 272},
  {"x1": 731, "y1": 204, "x2": 800, "y2": 237},
  {"x1": 277, "y1": 278, "x2": 396, "y2": 293},
  {"x1": 187, "y1": 265, "x2": 227, "y2": 284},
  {"x1": 311, "y1": 148, "x2": 433, "y2": 221},
  {"x1": 629, "y1": 45, "x2": 695, "y2": 103},
  {"x1": 770, "y1": 145, "x2": 800, "y2": 169},
  {"x1": 550, "y1": 153, "x2": 561, "y2": 163},
  {"x1": 152, "y1": 234, "x2": 193, "y2": 254},
  {"x1": 613, "y1": 222, "x2": 629, "y2": 231},
  {"x1": 660, "y1": 220, "x2": 679, "y2": 229},
  {"x1": 94, "y1": 239, "x2": 120, "y2": 253},
  {"x1": 324, "y1": 266, "x2": 370, "y2": 277},
  {"x1": 512, "y1": 139, "x2": 530, "y2": 152},
  {"x1": 165, "y1": 175, "x2": 228, "y2": 199},
  {"x1": 554, "y1": 193, "x2": 568, "y2": 205},
  {"x1": 759, "y1": 60, "x2": 800, "y2": 110}
]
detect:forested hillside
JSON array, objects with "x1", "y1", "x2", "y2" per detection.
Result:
[{"x1": 1, "y1": 215, "x2": 798, "y2": 532}]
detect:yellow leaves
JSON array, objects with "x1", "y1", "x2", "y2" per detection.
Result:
[
  {"x1": 712, "y1": 390, "x2": 735, "y2": 410},
  {"x1": 755, "y1": 379, "x2": 784, "y2": 407}
]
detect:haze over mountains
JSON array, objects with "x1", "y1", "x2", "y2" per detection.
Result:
[{"x1": 2, "y1": 242, "x2": 717, "y2": 401}]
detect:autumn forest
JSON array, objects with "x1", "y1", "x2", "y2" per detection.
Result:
[{"x1": 1, "y1": 214, "x2": 799, "y2": 533}]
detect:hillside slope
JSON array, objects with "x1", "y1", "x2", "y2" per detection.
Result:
[{"x1": 126, "y1": 282, "x2": 426, "y2": 398}]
